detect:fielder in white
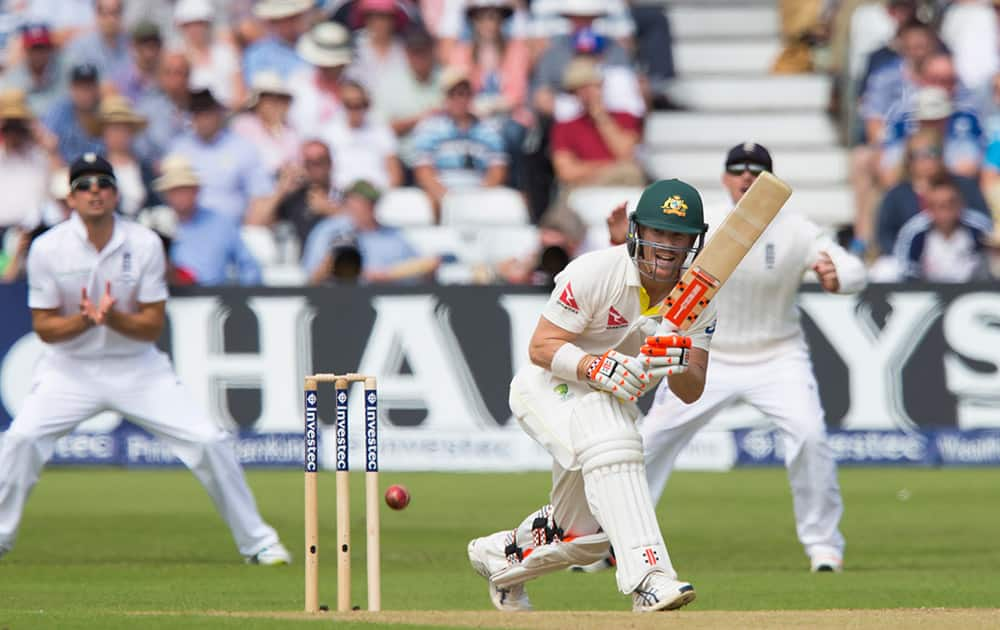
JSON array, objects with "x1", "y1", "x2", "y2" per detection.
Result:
[
  {"x1": 468, "y1": 179, "x2": 716, "y2": 612},
  {"x1": 0, "y1": 153, "x2": 291, "y2": 565},
  {"x1": 623, "y1": 143, "x2": 867, "y2": 572}
]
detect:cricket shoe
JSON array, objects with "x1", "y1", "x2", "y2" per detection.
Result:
[
  {"x1": 467, "y1": 537, "x2": 532, "y2": 612},
  {"x1": 810, "y1": 553, "x2": 843, "y2": 573},
  {"x1": 246, "y1": 542, "x2": 292, "y2": 566},
  {"x1": 632, "y1": 571, "x2": 696, "y2": 612}
]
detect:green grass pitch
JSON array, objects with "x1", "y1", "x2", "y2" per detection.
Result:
[{"x1": 1, "y1": 467, "x2": 998, "y2": 629}]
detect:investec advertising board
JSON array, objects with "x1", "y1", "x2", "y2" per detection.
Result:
[{"x1": 1, "y1": 282, "x2": 999, "y2": 469}]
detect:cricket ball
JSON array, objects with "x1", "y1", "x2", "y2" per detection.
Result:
[{"x1": 385, "y1": 484, "x2": 410, "y2": 510}]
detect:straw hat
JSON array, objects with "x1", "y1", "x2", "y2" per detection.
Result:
[
  {"x1": 253, "y1": 0, "x2": 312, "y2": 20},
  {"x1": 440, "y1": 66, "x2": 472, "y2": 93},
  {"x1": 98, "y1": 94, "x2": 148, "y2": 130},
  {"x1": 154, "y1": 154, "x2": 201, "y2": 192},
  {"x1": 561, "y1": 57, "x2": 602, "y2": 91},
  {"x1": 244, "y1": 71, "x2": 293, "y2": 109},
  {"x1": 0, "y1": 88, "x2": 34, "y2": 120},
  {"x1": 296, "y1": 22, "x2": 353, "y2": 68}
]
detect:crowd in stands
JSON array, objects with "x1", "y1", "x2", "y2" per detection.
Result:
[{"x1": 0, "y1": 0, "x2": 680, "y2": 288}]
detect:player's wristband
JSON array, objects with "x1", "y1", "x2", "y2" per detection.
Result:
[{"x1": 551, "y1": 342, "x2": 589, "y2": 383}]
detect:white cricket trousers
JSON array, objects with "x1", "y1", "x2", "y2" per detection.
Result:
[
  {"x1": 0, "y1": 349, "x2": 279, "y2": 557},
  {"x1": 642, "y1": 350, "x2": 845, "y2": 559}
]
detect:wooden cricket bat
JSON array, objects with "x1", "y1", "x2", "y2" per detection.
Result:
[{"x1": 660, "y1": 171, "x2": 793, "y2": 330}]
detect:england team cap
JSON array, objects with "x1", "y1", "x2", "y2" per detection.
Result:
[
  {"x1": 725, "y1": 142, "x2": 773, "y2": 172},
  {"x1": 69, "y1": 152, "x2": 115, "y2": 183}
]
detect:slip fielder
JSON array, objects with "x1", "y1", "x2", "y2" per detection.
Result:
[
  {"x1": 468, "y1": 179, "x2": 716, "y2": 612},
  {"x1": 635, "y1": 143, "x2": 867, "y2": 572},
  {"x1": 0, "y1": 153, "x2": 290, "y2": 565}
]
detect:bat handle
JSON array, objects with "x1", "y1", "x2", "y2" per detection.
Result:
[{"x1": 655, "y1": 320, "x2": 679, "y2": 337}]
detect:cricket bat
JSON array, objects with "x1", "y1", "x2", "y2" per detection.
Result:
[{"x1": 659, "y1": 171, "x2": 793, "y2": 331}]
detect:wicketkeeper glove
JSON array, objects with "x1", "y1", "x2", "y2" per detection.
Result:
[
  {"x1": 640, "y1": 335, "x2": 692, "y2": 378},
  {"x1": 585, "y1": 350, "x2": 651, "y2": 403}
]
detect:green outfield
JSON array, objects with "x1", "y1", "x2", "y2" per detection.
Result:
[{"x1": 2, "y1": 467, "x2": 999, "y2": 629}]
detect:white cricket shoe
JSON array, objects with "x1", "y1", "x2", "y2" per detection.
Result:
[
  {"x1": 246, "y1": 542, "x2": 292, "y2": 566},
  {"x1": 467, "y1": 537, "x2": 532, "y2": 612},
  {"x1": 810, "y1": 553, "x2": 843, "y2": 573},
  {"x1": 632, "y1": 571, "x2": 696, "y2": 612}
]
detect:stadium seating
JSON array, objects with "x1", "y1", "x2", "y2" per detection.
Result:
[
  {"x1": 566, "y1": 186, "x2": 643, "y2": 227},
  {"x1": 440, "y1": 187, "x2": 530, "y2": 226},
  {"x1": 375, "y1": 187, "x2": 436, "y2": 227}
]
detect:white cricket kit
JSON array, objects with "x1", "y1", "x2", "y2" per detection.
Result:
[
  {"x1": 642, "y1": 203, "x2": 867, "y2": 562},
  {"x1": 0, "y1": 213, "x2": 279, "y2": 557},
  {"x1": 475, "y1": 246, "x2": 716, "y2": 595}
]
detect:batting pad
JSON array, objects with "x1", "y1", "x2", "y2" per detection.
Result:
[
  {"x1": 491, "y1": 532, "x2": 611, "y2": 588},
  {"x1": 572, "y1": 394, "x2": 677, "y2": 593}
]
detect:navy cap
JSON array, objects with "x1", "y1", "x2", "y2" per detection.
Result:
[
  {"x1": 188, "y1": 88, "x2": 224, "y2": 112},
  {"x1": 725, "y1": 142, "x2": 773, "y2": 172},
  {"x1": 69, "y1": 152, "x2": 115, "y2": 183},
  {"x1": 70, "y1": 63, "x2": 100, "y2": 83}
]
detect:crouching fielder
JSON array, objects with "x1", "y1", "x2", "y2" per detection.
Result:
[
  {"x1": 468, "y1": 180, "x2": 717, "y2": 612},
  {"x1": 639, "y1": 143, "x2": 867, "y2": 572}
]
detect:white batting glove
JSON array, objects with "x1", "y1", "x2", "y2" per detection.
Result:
[
  {"x1": 585, "y1": 350, "x2": 651, "y2": 403},
  {"x1": 640, "y1": 335, "x2": 692, "y2": 379}
]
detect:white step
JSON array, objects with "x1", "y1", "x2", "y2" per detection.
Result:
[
  {"x1": 668, "y1": 75, "x2": 832, "y2": 111},
  {"x1": 674, "y1": 40, "x2": 780, "y2": 75},
  {"x1": 669, "y1": 5, "x2": 778, "y2": 40},
  {"x1": 645, "y1": 112, "x2": 838, "y2": 148},
  {"x1": 647, "y1": 148, "x2": 848, "y2": 186},
  {"x1": 700, "y1": 187, "x2": 855, "y2": 229}
]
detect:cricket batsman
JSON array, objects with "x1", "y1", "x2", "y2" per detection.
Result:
[
  {"x1": 632, "y1": 143, "x2": 866, "y2": 572},
  {"x1": 468, "y1": 179, "x2": 716, "y2": 612}
]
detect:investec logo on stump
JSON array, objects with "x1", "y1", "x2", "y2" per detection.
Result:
[
  {"x1": 365, "y1": 390, "x2": 378, "y2": 473},
  {"x1": 336, "y1": 390, "x2": 349, "y2": 472},
  {"x1": 304, "y1": 391, "x2": 319, "y2": 473}
]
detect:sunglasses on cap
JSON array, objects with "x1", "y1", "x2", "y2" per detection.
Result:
[
  {"x1": 725, "y1": 162, "x2": 767, "y2": 176},
  {"x1": 70, "y1": 175, "x2": 117, "y2": 192}
]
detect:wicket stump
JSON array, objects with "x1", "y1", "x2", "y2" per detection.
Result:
[{"x1": 304, "y1": 373, "x2": 381, "y2": 613}]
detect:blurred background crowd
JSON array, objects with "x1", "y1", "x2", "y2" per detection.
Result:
[{"x1": 0, "y1": 0, "x2": 998, "y2": 287}]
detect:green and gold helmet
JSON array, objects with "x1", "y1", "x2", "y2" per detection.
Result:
[{"x1": 627, "y1": 179, "x2": 709, "y2": 280}]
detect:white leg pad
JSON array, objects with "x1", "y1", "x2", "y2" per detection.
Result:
[
  {"x1": 491, "y1": 532, "x2": 611, "y2": 588},
  {"x1": 573, "y1": 393, "x2": 677, "y2": 594}
]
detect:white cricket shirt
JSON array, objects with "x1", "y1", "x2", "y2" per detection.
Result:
[
  {"x1": 541, "y1": 245, "x2": 717, "y2": 357},
  {"x1": 702, "y1": 202, "x2": 867, "y2": 363},
  {"x1": 26, "y1": 212, "x2": 169, "y2": 359}
]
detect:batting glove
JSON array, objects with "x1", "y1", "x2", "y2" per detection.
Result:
[
  {"x1": 640, "y1": 335, "x2": 692, "y2": 379},
  {"x1": 586, "y1": 350, "x2": 651, "y2": 403}
]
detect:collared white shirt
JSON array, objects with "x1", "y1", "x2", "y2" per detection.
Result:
[
  {"x1": 26, "y1": 212, "x2": 169, "y2": 359},
  {"x1": 541, "y1": 244, "x2": 717, "y2": 357}
]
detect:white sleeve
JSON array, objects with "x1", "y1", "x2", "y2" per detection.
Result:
[
  {"x1": 803, "y1": 217, "x2": 868, "y2": 294},
  {"x1": 683, "y1": 301, "x2": 717, "y2": 352},
  {"x1": 541, "y1": 260, "x2": 603, "y2": 334},
  {"x1": 137, "y1": 239, "x2": 170, "y2": 304},
  {"x1": 26, "y1": 241, "x2": 61, "y2": 310}
]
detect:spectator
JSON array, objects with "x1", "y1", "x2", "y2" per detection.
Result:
[
  {"x1": 408, "y1": 67, "x2": 508, "y2": 213},
  {"x1": 771, "y1": 0, "x2": 827, "y2": 73},
  {"x1": 231, "y1": 71, "x2": 301, "y2": 177},
  {"x1": 628, "y1": 0, "x2": 678, "y2": 107},
  {"x1": 168, "y1": 88, "x2": 274, "y2": 225},
  {"x1": 849, "y1": 1, "x2": 917, "y2": 95},
  {"x1": 149, "y1": 154, "x2": 262, "y2": 285},
  {"x1": 528, "y1": 0, "x2": 634, "y2": 49},
  {"x1": 303, "y1": 179, "x2": 438, "y2": 283},
  {"x1": 111, "y1": 22, "x2": 163, "y2": 103},
  {"x1": 980, "y1": 73, "x2": 1000, "y2": 215},
  {"x1": 495, "y1": 206, "x2": 587, "y2": 285},
  {"x1": 64, "y1": 0, "x2": 131, "y2": 81},
  {"x1": 243, "y1": 0, "x2": 311, "y2": 82},
  {"x1": 98, "y1": 94, "x2": 155, "y2": 219},
  {"x1": 550, "y1": 57, "x2": 644, "y2": 191},
  {"x1": 175, "y1": 0, "x2": 243, "y2": 108},
  {"x1": 351, "y1": 0, "x2": 412, "y2": 98},
  {"x1": 939, "y1": 0, "x2": 998, "y2": 94},
  {"x1": 371, "y1": 26, "x2": 443, "y2": 145},
  {"x1": 42, "y1": 64, "x2": 104, "y2": 165},
  {"x1": 880, "y1": 85, "x2": 984, "y2": 186},
  {"x1": 289, "y1": 22, "x2": 353, "y2": 133},
  {"x1": 894, "y1": 175, "x2": 993, "y2": 281},
  {"x1": 0, "y1": 23, "x2": 66, "y2": 118},
  {"x1": 16, "y1": 0, "x2": 95, "y2": 46},
  {"x1": 0, "y1": 89, "x2": 50, "y2": 234},
  {"x1": 876, "y1": 128, "x2": 990, "y2": 256},
  {"x1": 270, "y1": 139, "x2": 341, "y2": 244},
  {"x1": 321, "y1": 80, "x2": 402, "y2": 190},
  {"x1": 1, "y1": 169, "x2": 72, "y2": 283},
  {"x1": 134, "y1": 51, "x2": 192, "y2": 167},
  {"x1": 529, "y1": 0, "x2": 634, "y2": 116}
]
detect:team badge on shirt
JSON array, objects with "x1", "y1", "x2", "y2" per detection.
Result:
[
  {"x1": 661, "y1": 196, "x2": 687, "y2": 217},
  {"x1": 606, "y1": 306, "x2": 629, "y2": 329},
  {"x1": 557, "y1": 283, "x2": 579, "y2": 312}
]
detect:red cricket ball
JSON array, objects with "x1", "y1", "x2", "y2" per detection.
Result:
[{"x1": 384, "y1": 484, "x2": 410, "y2": 510}]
